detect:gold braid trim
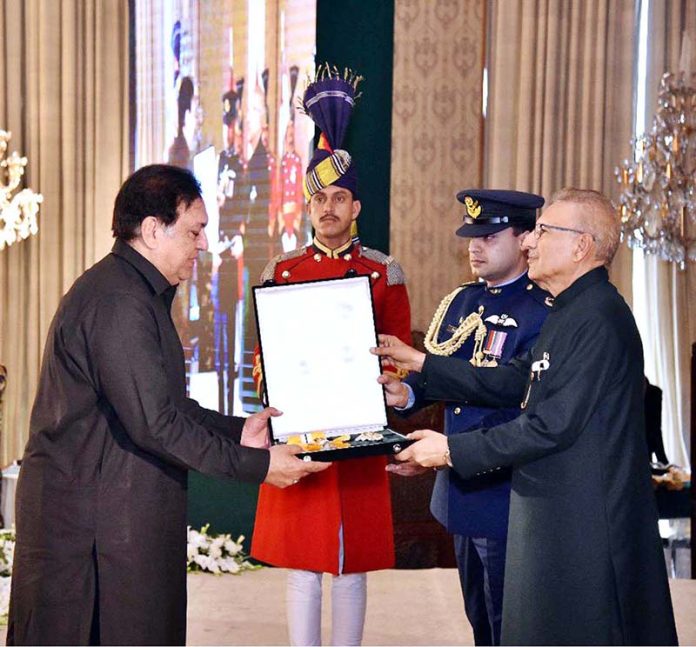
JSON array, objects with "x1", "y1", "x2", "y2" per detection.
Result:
[{"x1": 424, "y1": 288, "x2": 487, "y2": 365}]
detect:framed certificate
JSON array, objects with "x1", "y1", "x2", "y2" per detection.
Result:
[{"x1": 253, "y1": 275, "x2": 411, "y2": 461}]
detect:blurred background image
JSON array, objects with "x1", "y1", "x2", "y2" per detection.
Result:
[{"x1": 134, "y1": 0, "x2": 317, "y2": 416}]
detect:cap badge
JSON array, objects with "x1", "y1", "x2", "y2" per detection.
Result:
[{"x1": 464, "y1": 196, "x2": 482, "y2": 219}]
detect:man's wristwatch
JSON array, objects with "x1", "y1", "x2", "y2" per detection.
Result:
[{"x1": 444, "y1": 447, "x2": 453, "y2": 468}]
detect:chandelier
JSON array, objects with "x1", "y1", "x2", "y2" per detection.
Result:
[
  {"x1": 615, "y1": 72, "x2": 696, "y2": 269},
  {"x1": 0, "y1": 129, "x2": 42, "y2": 250}
]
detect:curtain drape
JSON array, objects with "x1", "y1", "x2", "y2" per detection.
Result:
[
  {"x1": 134, "y1": 0, "x2": 171, "y2": 167},
  {"x1": 484, "y1": 0, "x2": 636, "y2": 303},
  {"x1": 390, "y1": 1, "x2": 485, "y2": 332},
  {"x1": 631, "y1": 0, "x2": 696, "y2": 469},
  {"x1": 0, "y1": 0, "x2": 130, "y2": 466}
]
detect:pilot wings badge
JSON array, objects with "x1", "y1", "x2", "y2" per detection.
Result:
[{"x1": 484, "y1": 314, "x2": 518, "y2": 328}]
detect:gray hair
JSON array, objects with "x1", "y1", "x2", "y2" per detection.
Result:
[{"x1": 550, "y1": 188, "x2": 620, "y2": 266}]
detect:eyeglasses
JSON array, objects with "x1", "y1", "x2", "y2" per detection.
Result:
[{"x1": 532, "y1": 223, "x2": 595, "y2": 240}]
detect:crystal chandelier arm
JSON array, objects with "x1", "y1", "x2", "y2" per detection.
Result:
[
  {"x1": 0, "y1": 130, "x2": 42, "y2": 251},
  {"x1": 615, "y1": 71, "x2": 696, "y2": 267}
]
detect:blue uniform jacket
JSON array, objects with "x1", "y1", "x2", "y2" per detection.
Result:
[{"x1": 408, "y1": 273, "x2": 550, "y2": 538}]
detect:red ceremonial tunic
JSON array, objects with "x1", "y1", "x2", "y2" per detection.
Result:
[{"x1": 250, "y1": 238, "x2": 411, "y2": 574}]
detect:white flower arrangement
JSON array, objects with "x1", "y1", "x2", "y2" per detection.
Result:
[
  {"x1": 186, "y1": 524, "x2": 260, "y2": 575},
  {"x1": 0, "y1": 524, "x2": 257, "y2": 624},
  {"x1": 0, "y1": 527, "x2": 16, "y2": 622}
]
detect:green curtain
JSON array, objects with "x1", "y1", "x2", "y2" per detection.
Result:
[{"x1": 316, "y1": 0, "x2": 395, "y2": 253}]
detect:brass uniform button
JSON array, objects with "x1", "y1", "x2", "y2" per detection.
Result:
[
  {"x1": 281, "y1": 270, "x2": 290, "y2": 279},
  {"x1": 344, "y1": 254, "x2": 352, "y2": 261},
  {"x1": 526, "y1": 283, "x2": 533, "y2": 291},
  {"x1": 453, "y1": 407, "x2": 462, "y2": 415},
  {"x1": 371, "y1": 271, "x2": 380, "y2": 280},
  {"x1": 545, "y1": 296, "x2": 554, "y2": 307},
  {"x1": 314, "y1": 253, "x2": 321, "y2": 262}
]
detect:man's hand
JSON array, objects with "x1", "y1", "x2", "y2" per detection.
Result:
[
  {"x1": 395, "y1": 429, "x2": 449, "y2": 469},
  {"x1": 264, "y1": 445, "x2": 331, "y2": 488},
  {"x1": 385, "y1": 460, "x2": 429, "y2": 477},
  {"x1": 377, "y1": 372, "x2": 410, "y2": 408},
  {"x1": 240, "y1": 407, "x2": 282, "y2": 449},
  {"x1": 371, "y1": 334, "x2": 426, "y2": 373}
]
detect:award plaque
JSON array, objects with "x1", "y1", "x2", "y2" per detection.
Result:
[{"x1": 253, "y1": 275, "x2": 412, "y2": 461}]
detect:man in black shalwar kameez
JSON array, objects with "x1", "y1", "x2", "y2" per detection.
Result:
[
  {"x1": 7, "y1": 165, "x2": 328, "y2": 646},
  {"x1": 374, "y1": 188, "x2": 678, "y2": 646}
]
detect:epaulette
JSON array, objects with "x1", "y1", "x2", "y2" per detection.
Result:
[
  {"x1": 438, "y1": 282, "x2": 482, "y2": 313},
  {"x1": 360, "y1": 247, "x2": 406, "y2": 285},
  {"x1": 440, "y1": 281, "x2": 483, "y2": 309},
  {"x1": 524, "y1": 280, "x2": 555, "y2": 308},
  {"x1": 260, "y1": 246, "x2": 307, "y2": 283}
]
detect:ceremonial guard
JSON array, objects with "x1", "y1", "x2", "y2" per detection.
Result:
[
  {"x1": 251, "y1": 64, "x2": 411, "y2": 647},
  {"x1": 278, "y1": 121, "x2": 304, "y2": 251},
  {"x1": 278, "y1": 66, "x2": 305, "y2": 252},
  {"x1": 397, "y1": 190, "x2": 550, "y2": 646}
]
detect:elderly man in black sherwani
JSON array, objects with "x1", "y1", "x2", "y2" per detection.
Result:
[
  {"x1": 374, "y1": 188, "x2": 677, "y2": 646},
  {"x1": 7, "y1": 165, "x2": 329, "y2": 646}
]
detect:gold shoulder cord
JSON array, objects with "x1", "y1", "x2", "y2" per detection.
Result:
[{"x1": 424, "y1": 288, "x2": 487, "y2": 366}]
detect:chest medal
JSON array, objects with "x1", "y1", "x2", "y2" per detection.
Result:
[{"x1": 479, "y1": 330, "x2": 508, "y2": 367}]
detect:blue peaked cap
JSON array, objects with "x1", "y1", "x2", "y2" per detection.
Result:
[{"x1": 455, "y1": 189, "x2": 544, "y2": 238}]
